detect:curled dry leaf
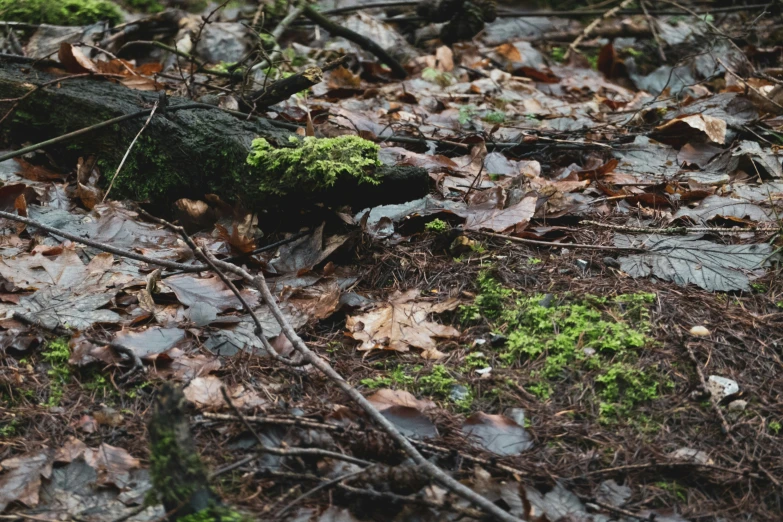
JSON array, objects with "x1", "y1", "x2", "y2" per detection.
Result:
[{"x1": 367, "y1": 389, "x2": 438, "y2": 439}]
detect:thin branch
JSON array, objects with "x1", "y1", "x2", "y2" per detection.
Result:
[
  {"x1": 0, "y1": 209, "x2": 205, "y2": 271},
  {"x1": 207, "y1": 255, "x2": 522, "y2": 522},
  {"x1": 473, "y1": 230, "x2": 645, "y2": 252},
  {"x1": 302, "y1": 4, "x2": 407, "y2": 78},
  {"x1": 274, "y1": 467, "x2": 369, "y2": 519},
  {"x1": 103, "y1": 100, "x2": 159, "y2": 202},
  {"x1": 135, "y1": 208, "x2": 305, "y2": 367},
  {"x1": 564, "y1": 0, "x2": 635, "y2": 60},
  {"x1": 220, "y1": 386, "x2": 371, "y2": 467}
]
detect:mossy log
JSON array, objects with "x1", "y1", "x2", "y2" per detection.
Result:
[{"x1": 0, "y1": 61, "x2": 428, "y2": 209}]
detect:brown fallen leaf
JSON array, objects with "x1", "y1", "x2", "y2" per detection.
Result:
[
  {"x1": 346, "y1": 289, "x2": 460, "y2": 354},
  {"x1": 183, "y1": 375, "x2": 267, "y2": 411}
]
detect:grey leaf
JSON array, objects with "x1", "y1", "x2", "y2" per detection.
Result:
[{"x1": 616, "y1": 234, "x2": 773, "y2": 292}]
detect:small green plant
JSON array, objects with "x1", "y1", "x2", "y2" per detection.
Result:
[
  {"x1": 419, "y1": 365, "x2": 457, "y2": 396},
  {"x1": 527, "y1": 258, "x2": 542, "y2": 265},
  {"x1": 770, "y1": 420, "x2": 782, "y2": 435},
  {"x1": 751, "y1": 282, "x2": 768, "y2": 293},
  {"x1": 551, "y1": 47, "x2": 566, "y2": 62},
  {"x1": 458, "y1": 105, "x2": 478, "y2": 126},
  {"x1": 246, "y1": 135, "x2": 381, "y2": 197},
  {"x1": 360, "y1": 366, "x2": 415, "y2": 389},
  {"x1": 461, "y1": 352, "x2": 488, "y2": 371},
  {"x1": 422, "y1": 67, "x2": 455, "y2": 87},
  {"x1": 623, "y1": 47, "x2": 644, "y2": 58},
  {"x1": 527, "y1": 381, "x2": 552, "y2": 399},
  {"x1": 42, "y1": 338, "x2": 71, "y2": 407},
  {"x1": 483, "y1": 111, "x2": 506, "y2": 124},
  {"x1": 0, "y1": 419, "x2": 19, "y2": 438},
  {"x1": 425, "y1": 219, "x2": 448, "y2": 233},
  {"x1": 655, "y1": 481, "x2": 688, "y2": 503}
]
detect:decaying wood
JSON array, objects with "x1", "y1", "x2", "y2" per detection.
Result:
[{"x1": 0, "y1": 61, "x2": 428, "y2": 208}]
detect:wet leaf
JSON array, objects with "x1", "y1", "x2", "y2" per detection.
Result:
[
  {"x1": 0, "y1": 448, "x2": 54, "y2": 510},
  {"x1": 673, "y1": 195, "x2": 771, "y2": 224},
  {"x1": 165, "y1": 274, "x2": 258, "y2": 312},
  {"x1": 346, "y1": 289, "x2": 460, "y2": 354},
  {"x1": 462, "y1": 412, "x2": 533, "y2": 456},
  {"x1": 367, "y1": 389, "x2": 437, "y2": 439},
  {"x1": 113, "y1": 327, "x2": 187, "y2": 360},
  {"x1": 616, "y1": 234, "x2": 773, "y2": 292}
]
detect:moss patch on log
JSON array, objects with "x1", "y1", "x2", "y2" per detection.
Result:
[
  {"x1": 245, "y1": 135, "x2": 382, "y2": 197},
  {"x1": 0, "y1": 0, "x2": 122, "y2": 26}
]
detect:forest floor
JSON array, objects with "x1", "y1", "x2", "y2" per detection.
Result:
[{"x1": 1, "y1": 1, "x2": 783, "y2": 521}]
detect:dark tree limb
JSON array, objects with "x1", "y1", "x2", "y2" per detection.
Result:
[{"x1": 302, "y1": 5, "x2": 407, "y2": 78}]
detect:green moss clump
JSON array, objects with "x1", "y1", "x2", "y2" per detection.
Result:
[
  {"x1": 245, "y1": 135, "x2": 382, "y2": 197},
  {"x1": 0, "y1": 0, "x2": 123, "y2": 26},
  {"x1": 462, "y1": 272, "x2": 670, "y2": 424},
  {"x1": 42, "y1": 338, "x2": 71, "y2": 407}
]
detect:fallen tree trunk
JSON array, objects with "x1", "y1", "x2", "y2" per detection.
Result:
[{"x1": 0, "y1": 61, "x2": 428, "y2": 209}]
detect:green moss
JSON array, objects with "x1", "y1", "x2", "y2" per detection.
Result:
[
  {"x1": 770, "y1": 421, "x2": 781, "y2": 435},
  {"x1": 462, "y1": 273, "x2": 670, "y2": 424},
  {"x1": 42, "y1": 338, "x2": 71, "y2": 407},
  {"x1": 123, "y1": 0, "x2": 164, "y2": 13},
  {"x1": 360, "y1": 365, "x2": 415, "y2": 389},
  {"x1": 0, "y1": 0, "x2": 122, "y2": 25},
  {"x1": 425, "y1": 218, "x2": 448, "y2": 233},
  {"x1": 419, "y1": 365, "x2": 457, "y2": 396},
  {"x1": 245, "y1": 135, "x2": 381, "y2": 197},
  {"x1": 483, "y1": 111, "x2": 506, "y2": 124}
]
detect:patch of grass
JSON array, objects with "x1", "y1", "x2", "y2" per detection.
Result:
[
  {"x1": 461, "y1": 272, "x2": 668, "y2": 424},
  {"x1": 42, "y1": 338, "x2": 71, "y2": 407}
]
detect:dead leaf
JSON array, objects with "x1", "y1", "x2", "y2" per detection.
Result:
[
  {"x1": 0, "y1": 448, "x2": 54, "y2": 511},
  {"x1": 183, "y1": 375, "x2": 267, "y2": 411},
  {"x1": 346, "y1": 289, "x2": 460, "y2": 354},
  {"x1": 58, "y1": 43, "x2": 97, "y2": 74},
  {"x1": 654, "y1": 114, "x2": 727, "y2": 146},
  {"x1": 462, "y1": 412, "x2": 533, "y2": 456},
  {"x1": 367, "y1": 389, "x2": 438, "y2": 438}
]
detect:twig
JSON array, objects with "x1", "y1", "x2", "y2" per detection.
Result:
[
  {"x1": 258, "y1": 470, "x2": 488, "y2": 520},
  {"x1": 251, "y1": 1, "x2": 308, "y2": 72},
  {"x1": 683, "y1": 331, "x2": 781, "y2": 488},
  {"x1": 581, "y1": 220, "x2": 780, "y2": 235},
  {"x1": 0, "y1": 209, "x2": 205, "y2": 271},
  {"x1": 717, "y1": 57, "x2": 783, "y2": 114},
  {"x1": 206, "y1": 255, "x2": 522, "y2": 522},
  {"x1": 473, "y1": 230, "x2": 645, "y2": 252},
  {"x1": 188, "y1": 0, "x2": 232, "y2": 96},
  {"x1": 118, "y1": 40, "x2": 235, "y2": 78},
  {"x1": 639, "y1": 0, "x2": 666, "y2": 61},
  {"x1": 564, "y1": 0, "x2": 635, "y2": 60},
  {"x1": 302, "y1": 4, "x2": 407, "y2": 78},
  {"x1": 274, "y1": 467, "x2": 369, "y2": 520},
  {"x1": 135, "y1": 208, "x2": 305, "y2": 366},
  {"x1": 163, "y1": 229, "x2": 310, "y2": 277},
  {"x1": 220, "y1": 386, "x2": 371, "y2": 467},
  {"x1": 103, "y1": 100, "x2": 159, "y2": 202}
]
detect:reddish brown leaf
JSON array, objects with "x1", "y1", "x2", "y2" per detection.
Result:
[{"x1": 58, "y1": 43, "x2": 97, "y2": 74}]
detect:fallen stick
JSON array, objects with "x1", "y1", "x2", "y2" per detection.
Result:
[
  {"x1": 302, "y1": 4, "x2": 407, "y2": 78},
  {"x1": 564, "y1": 0, "x2": 635, "y2": 60}
]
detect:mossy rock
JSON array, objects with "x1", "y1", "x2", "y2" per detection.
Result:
[{"x1": 0, "y1": 0, "x2": 123, "y2": 26}]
